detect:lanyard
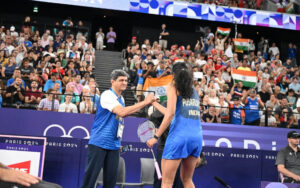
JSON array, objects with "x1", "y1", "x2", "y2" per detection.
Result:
[{"x1": 110, "y1": 88, "x2": 125, "y2": 107}]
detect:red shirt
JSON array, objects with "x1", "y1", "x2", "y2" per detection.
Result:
[{"x1": 25, "y1": 89, "x2": 42, "y2": 100}]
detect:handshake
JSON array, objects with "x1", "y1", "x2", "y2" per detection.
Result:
[{"x1": 144, "y1": 93, "x2": 157, "y2": 105}]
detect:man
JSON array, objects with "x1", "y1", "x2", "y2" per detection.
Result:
[
  {"x1": 276, "y1": 131, "x2": 300, "y2": 183},
  {"x1": 289, "y1": 77, "x2": 300, "y2": 94},
  {"x1": 43, "y1": 73, "x2": 62, "y2": 93},
  {"x1": 258, "y1": 84, "x2": 272, "y2": 103},
  {"x1": 0, "y1": 162, "x2": 61, "y2": 188},
  {"x1": 226, "y1": 95, "x2": 245, "y2": 125},
  {"x1": 275, "y1": 98, "x2": 294, "y2": 128},
  {"x1": 20, "y1": 58, "x2": 34, "y2": 86},
  {"x1": 106, "y1": 26, "x2": 116, "y2": 51},
  {"x1": 25, "y1": 80, "x2": 42, "y2": 105},
  {"x1": 237, "y1": 59, "x2": 251, "y2": 71},
  {"x1": 5, "y1": 77, "x2": 25, "y2": 106},
  {"x1": 58, "y1": 93, "x2": 78, "y2": 113},
  {"x1": 38, "y1": 88, "x2": 59, "y2": 112},
  {"x1": 96, "y1": 28, "x2": 105, "y2": 50},
  {"x1": 159, "y1": 24, "x2": 169, "y2": 50},
  {"x1": 6, "y1": 68, "x2": 26, "y2": 87},
  {"x1": 260, "y1": 106, "x2": 276, "y2": 127},
  {"x1": 60, "y1": 84, "x2": 80, "y2": 106},
  {"x1": 269, "y1": 42, "x2": 280, "y2": 59},
  {"x1": 80, "y1": 69, "x2": 155, "y2": 188},
  {"x1": 66, "y1": 74, "x2": 83, "y2": 95},
  {"x1": 242, "y1": 89, "x2": 264, "y2": 126},
  {"x1": 230, "y1": 82, "x2": 243, "y2": 98}
]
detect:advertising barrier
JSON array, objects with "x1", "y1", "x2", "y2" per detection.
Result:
[
  {"x1": 0, "y1": 108, "x2": 297, "y2": 151},
  {"x1": 0, "y1": 135, "x2": 46, "y2": 178}
]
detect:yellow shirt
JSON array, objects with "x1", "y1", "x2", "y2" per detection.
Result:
[{"x1": 237, "y1": 67, "x2": 251, "y2": 71}]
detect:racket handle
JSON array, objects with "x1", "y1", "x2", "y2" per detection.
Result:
[{"x1": 154, "y1": 161, "x2": 162, "y2": 180}]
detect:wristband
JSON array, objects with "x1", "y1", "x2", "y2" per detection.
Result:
[{"x1": 154, "y1": 134, "x2": 159, "y2": 140}]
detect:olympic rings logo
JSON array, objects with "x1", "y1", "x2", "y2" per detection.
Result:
[{"x1": 43, "y1": 124, "x2": 90, "y2": 139}]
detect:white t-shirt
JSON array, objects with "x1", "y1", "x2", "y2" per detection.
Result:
[
  {"x1": 100, "y1": 90, "x2": 125, "y2": 112},
  {"x1": 80, "y1": 101, "x2": 96, "y2": 114},
  {"x1": 96, "y1": 32, "x2": 104, "y2": 42},
  {"x1": 260, "y1": 115, "x2": 276, "y2": 126},
  {"x1": 269, "y1": 47, "x2": 279, "y2": 57},
  {"x1": 58, "y1": 103, "x2": 78, "y2": 113}
]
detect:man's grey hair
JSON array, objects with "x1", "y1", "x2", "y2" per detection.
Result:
[{"x1": 110, "y1": 69, "x2": 129, "y2": 81}]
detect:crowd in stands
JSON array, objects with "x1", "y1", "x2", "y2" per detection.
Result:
[
  {"x1": 0, "y1": 16, "x2": 99, "y2": 114},
  {"x1": 124, "y1": 24, "x2": 299, "y2": 129}
]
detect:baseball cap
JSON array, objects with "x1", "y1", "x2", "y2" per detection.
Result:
[
  {"x1": 250, "y1": 89, "x2": 256, "y2": 94},
  {"x1": 24, "y1": 41, "x2": 33, "y2": 48},
  {"x1": 232, "y1": 96, "x2": 240, "y2": 101},
  {"x1": 287, "y1": 131, "x2": 300, "y2": 139},
  {"x1": 10, "y1": 26, "x2": 15, "y2": 32},
  {"x1": 132, "y1": 36, "x2": 137, "y2": 40}
]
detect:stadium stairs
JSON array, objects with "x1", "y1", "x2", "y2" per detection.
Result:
[{"x1": 94, "y1": 50, "x2": 140, "y2": 111}]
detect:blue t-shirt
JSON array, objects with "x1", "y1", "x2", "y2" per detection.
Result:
[
  {"x1": 137, "y1": 69, "x2": 144, "y2": 85},
  {"x1": 43, "y1": 80, "x2": 62, "y2": 93},
  {"x1": 7, "y1": 78, "x2": 26, "y2": 88},
  {"x1": 232, "y1": 105, "x2": 243, "y2": 125},
  {"x1": 89, "y1": 89, "x2": 125, "y2": 150},
  {"x1": 245, "y1": 97, "x2": 260, "y2": 123},
  {"x1": 288, "y1": 48, "x2": 297, "y2": 59}
]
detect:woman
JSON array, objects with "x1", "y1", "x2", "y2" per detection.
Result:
[
  {"x1": 147, "y1": 63, "x2": 202, "y2": 188},
  {"x1": 1, "y1": 57, "x2": 16, "y2": 79}
]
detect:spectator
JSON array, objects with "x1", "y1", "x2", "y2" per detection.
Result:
[
  {"x1": 230, "y1": 81, "x2": 243, "y2": 98},
  {"x1": 266, "y1": 93, "x2": 280, "y2": 111},
  {"x1": 269, "y1": 42, "x2": 280, "y2": 59},
  {"x1": 58, "y1": 92, "x2": 78, "y2": 113},
  {"x1": 288, "y1": 43, "x2": 297, "y2": 62},
  {"x1": 159, "y1": 24, "x2": 169, "y2": 50},
  {"x1": 60, "y1": 84, "x2": 80, "y2": 106},
  {"x1": 287, "y1": 89, "x2": 297, "y2": 110},
  {"x1": 96, "y1": 28, "x2": 105, "y2": 50},
  {"x1": 275, "y1": 98, "x2": 294, "y2": 128},
  {"x1": 38, "y1": 88, "x2": 59, "y2": 112},
  {"x1": 237, "y1": 59, "x2": 251, "y2": 71},
  {"x1": 1, "y1": 56, "x2": 16, "y2": 79},
  {"x1": 242, "y1": 89, "x2": 264, "y2": 126},
  {"x1": 5, "y1": 76, "x2": 25, "y2": 106},
  {"x1": 43, "y1": 73, "x2": 62, "y2": 93},
  {"x1": 106, "y1": 26, "x2": 116, "y2": 51},
  {"x1": 227, "y1": 95, "x2": 245, "y2": 125},
  {"x1": 25, "y1": 80, "x2": 42, "y2": 105},
  {"x1": 289, "y1": 77, "x2": 300, "y2": 94},
  {"x1": 260, "y1": 106, "x2": 277, "y2": 127},
  {"x1": 6, "y1": 68, "x2": 26, "y2": 87},
  {"x1": 203, "y1": 106, "x2": 220, "y2": 123},
  {"x1": 20, "y1": 58, "x2": 34, "y2": 86},
  {"x1": 66, "y1": 74, "x2": 83, "y2": 95},
  {"x1": 276, "y1": 131, "x2": 300, "y2": 183},
  {"x1": 258, "y1": 84, "x2": 272, "y2": 104},
  {"x1": 79, "y1": 95, "x2": 95, "y2": 114}
]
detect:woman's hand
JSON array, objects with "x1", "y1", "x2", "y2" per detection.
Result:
[{"x1": 146, "y1": 138, "x2": 158, "y2": 149}]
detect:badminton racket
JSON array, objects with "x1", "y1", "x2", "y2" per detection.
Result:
[{"x1": 137, "y1": 120, "x2": 162, "y2": 180}]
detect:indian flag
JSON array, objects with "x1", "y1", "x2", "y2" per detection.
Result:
[
  {"x1": 217, "y1": 27, "x2": 231, "y2": 36},
  {"x1": 233, "y1": 38, "x2": 250, "y2": 51},
  {"x1": 232, "y1": 68, "x2": 257, "y2": 88},
  {"x1": 143, "y1": 75, "x2": 173, "y2": 102}
]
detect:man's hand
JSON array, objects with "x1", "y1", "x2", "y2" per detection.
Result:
[
  {"x1": 0, "y1": 168, "x2": 39, "y2": 187},
  {"x1": 293, "y1": 175, "x2": 300, "y2": 181},
  {"x1": 145, "y1": 94, "x2": 156, "y2": 105}
]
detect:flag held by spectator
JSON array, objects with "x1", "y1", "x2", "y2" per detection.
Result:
[
  {"x1": 233, "y1": 38, "x2": 250, "y2": 51},
  {"x1": 143, "y1": 75, "x2": 173, "y2": 102},
  {"x1": 217, "y1": 27, "x2": 231, "y2": 36},
  {"x1": 232, "y1": 68, "x2": 257, "y2": 88}
]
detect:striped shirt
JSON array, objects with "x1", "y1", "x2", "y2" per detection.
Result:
[{"x1": 38, "y1": 98, "x2": 59, "y2": 111}]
